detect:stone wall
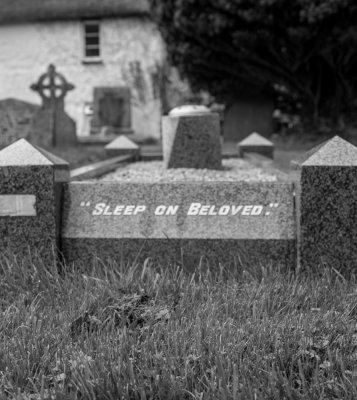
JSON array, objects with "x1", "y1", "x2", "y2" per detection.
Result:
[{"x1": 0, "y1": 17, "x2": 165, "y2": 139}]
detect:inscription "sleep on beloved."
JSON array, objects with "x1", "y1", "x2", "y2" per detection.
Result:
[{"x1": 80, "y1": 201, "x2": 280, "y2": 217}]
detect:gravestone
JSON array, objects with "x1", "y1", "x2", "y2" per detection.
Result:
[
  {"x1": 237, "y1": 132, "x2": 274, "y2": 159},
  {"x1": 0, "y1": 98, "x2": 40, "y2": 149},
  {"x1": 0, "y1": 139, "x2": 69, "y2": 261},
  {"x1": 105, "y1": 135, "x2": 140, "y2": 159},
  {"x1": 162, "y1": 105, "x2": 222, "y2": 169},
  {"x1": 29, "y1": 64, "x2": 77, "y2": 148},
  {"x1": 61, "y1": 181, "x2": 295, "y2": 269},
  {"x1": 295, "y1": 136, "x2": 357, "y2": 272},
  {"x1": 90, "y1": 87, "x2": 134, "y2": 136}
]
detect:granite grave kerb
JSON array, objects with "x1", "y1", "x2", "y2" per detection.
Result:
[{"x1": 61, "y1": 180, "x2": 295, "y2": 268}]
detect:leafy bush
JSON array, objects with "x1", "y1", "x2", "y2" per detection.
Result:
[{"x1": 150, "y1": 0, "x2": 357, "y2": 122}]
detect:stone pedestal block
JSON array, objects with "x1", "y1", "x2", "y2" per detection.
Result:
[
  {"x1": 0, "y1": 139, "x2": 69, "y2": 262},
  {"x1": 162, "y1": 110, "x2": 222, "y2": 169},
  {"x1": 296, "y1": 136, "x2": 357, "y2": 272}
]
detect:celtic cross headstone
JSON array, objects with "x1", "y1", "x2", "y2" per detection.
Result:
[
  {"x1": 29, "y1": 64, "x2": 77, "y2": 148},
  {"x1": 30, "y1": 64, "x2": 74, "y2": 110}
]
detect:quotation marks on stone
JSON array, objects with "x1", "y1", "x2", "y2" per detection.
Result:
[
  {"x1": 80, "y1": 201, "x2": 91, "y2": 207},
  {"x1": 265, "y1": 203, "x2": 279, "y2": 216}
]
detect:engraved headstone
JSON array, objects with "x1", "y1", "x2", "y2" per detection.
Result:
[
  {"x1": 29, "y1": 64, "x2": 77, "y2": 148},
  {"x1": 162, "y1": 105, "x2": 222, "y2": 169}
]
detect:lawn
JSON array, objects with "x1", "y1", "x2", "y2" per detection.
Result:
[{"x1": 1, "y1": 254, "x2": 357, "y2": 399}]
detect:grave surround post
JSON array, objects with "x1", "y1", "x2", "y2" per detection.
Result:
[
  {"x1": 0, "y1": 139, "x2": 69, "y2": 262},
  {"x1": 295, "y1": 136, "x2": 357, "y2": 272}
]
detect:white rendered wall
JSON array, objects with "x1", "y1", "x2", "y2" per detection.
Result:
[{"x1": 0, "y1": 18, "x2": 165, "y2": 139}]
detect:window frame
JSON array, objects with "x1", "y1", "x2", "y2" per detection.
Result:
[{"x1": 82, "y1": 19, "x2": 102, "y2": 64}]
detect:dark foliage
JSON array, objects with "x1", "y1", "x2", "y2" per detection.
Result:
[{"x1": 150, "y1": 0, "x2": 357, "y2": 120}]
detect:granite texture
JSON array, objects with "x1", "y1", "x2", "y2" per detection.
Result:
[
  {"x1": 237, "y1": 132, "x2": 274, "y2": 159},
  {"x1": 0, "y1": 139, "x2": 68, "y2": 262},
  {"x1": 296, "y1": 136, "x2": 357, "y2": 272},
  {"x1": 62, "y1": 238, "x2": 296, "y2": 271},
  {"x1": 0, "y1": 163, "x2": 56, "y2": 262},
  {"x1": 34, "y1": 144, "x2": 70, "y2": 182},
  {"x1": 61, "y1": 181, "x2": 295, "y2": 267},
  {"x1": 162, "y1": 113, "x2": 222, "y2": 169}
]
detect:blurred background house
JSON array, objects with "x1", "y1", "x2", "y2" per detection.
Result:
[{"x1": 0, "y1": 0, "x2": 167, "y2": 140}]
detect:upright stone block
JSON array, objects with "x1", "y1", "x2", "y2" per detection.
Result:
[
  {"x1": 162, "y1": 105, "x2": 222, "y2": 169},
  {"x1": 0, "y1": 139, "x2": 69, "y2": 262},
  {"x1": 237, "y1": 132, "x2": 274, "y2": 159},
  {"x1": 296, "y1": 136, "x2": 357, "y2": 272}
]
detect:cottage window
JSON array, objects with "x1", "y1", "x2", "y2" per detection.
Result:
[{"x1": 83, "y1": 20, "x2": 101, "y2": 61}]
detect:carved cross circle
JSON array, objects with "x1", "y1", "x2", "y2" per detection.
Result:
[{"x1": 30, "y1": 64, "x2": 74, "y2": 101}]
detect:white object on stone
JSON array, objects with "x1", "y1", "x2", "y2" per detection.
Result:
[{"x1": 168, "y1": 105, "x2": 211, "y2": 117}]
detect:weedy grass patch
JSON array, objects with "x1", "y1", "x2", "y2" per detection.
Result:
[{"x1": 0, "y1": 253, "x2": 357, "y2": 399}]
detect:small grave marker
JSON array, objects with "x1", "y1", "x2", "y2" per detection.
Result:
[
  {"x1": 162, "y1": 105, "x2": 222, "y2": 169},
  {"x1": 105, "y1": 135, "x2": 140, "y2": 159},
  {"x1": 237, "y1": 132, "x2": 274, "y2": 159}
]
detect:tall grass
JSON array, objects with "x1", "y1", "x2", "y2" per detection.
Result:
[{"x1": 0, "y1": 253, "x2": 357, "y2": 399}]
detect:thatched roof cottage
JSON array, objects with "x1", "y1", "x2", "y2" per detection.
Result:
[{"x1": 0, "y1": 0, "x2": 166, "y2": 139}]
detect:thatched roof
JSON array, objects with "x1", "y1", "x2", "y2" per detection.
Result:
[{"x1": 0, "y1": 0, "x2": 150, "y2": 24}]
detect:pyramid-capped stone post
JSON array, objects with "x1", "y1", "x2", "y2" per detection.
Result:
[
  {"x1": 237, "y1": 132, "x2": 274, "y2": 159},
  {"x1": 105, "y1": 135, "x2": 140, "y2": 159},
  {"x1": 296, "y1": 136, "x2": 357, "y2": 272},
  {"x1": 0, "y1": 139, "x2": 69, "y2": 261},
  {"x1": 162, "y1": 105, "x2": 222, "y2": 169}
]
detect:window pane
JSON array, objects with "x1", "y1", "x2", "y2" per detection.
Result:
[
  {"x1": 85, "y1": 24, "x2": 99, "y2": 34},
  {"x1": 85, "y1": 48, "x2": 100, "y2": 58},
  {"x1": 84, "y1": 20, "x2": 100, "y2": 58},
  {"x1": 85, "y1": 36, "x2": 99, "y2": 46}
]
